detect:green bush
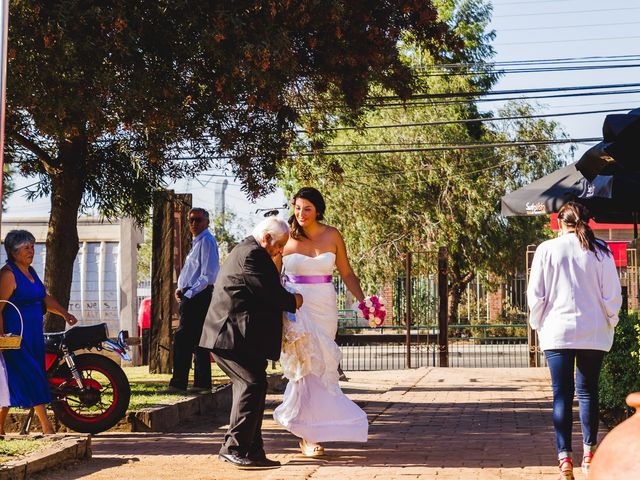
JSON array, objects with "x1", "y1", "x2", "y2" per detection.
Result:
[{"x1": 599, "y1": 312, "x2": 640, "y2": 425}]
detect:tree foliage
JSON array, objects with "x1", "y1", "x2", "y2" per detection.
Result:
[
  {"x1": 1, "y1": 164, "x2": 16, "y2": 211},
  {"x1": 279, "y1": 0, "x2": 569, "y2": 322},
  {"x1": 4, "y1": 0, "x2": 459, "y2": 329},
  {"x1": 7, "y1": 0, "x2": 460, "y2": 204}
]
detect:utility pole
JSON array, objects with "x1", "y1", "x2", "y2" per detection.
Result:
[{"x1": 213, "y1": 178, "x2": 228, "y2": 230}]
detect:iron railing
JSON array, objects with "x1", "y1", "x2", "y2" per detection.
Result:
[{"x1": 336, "y1": 324, "x2": 536, "y2": 370}]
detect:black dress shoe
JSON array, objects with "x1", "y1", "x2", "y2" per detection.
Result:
[
  {"x1": 218, "y1": 453, "x2": 258, "y2": 468},
  {"x1": 164, "y1": 385, "x2": 187, "y2": 394},
  {"x1": 187, "y1": 386, "x2": 210, "y2": 394},
  {"x1": 249, "y1": 456, "x2": 281, "y2": 467}
]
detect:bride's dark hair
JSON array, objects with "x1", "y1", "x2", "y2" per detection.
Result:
[{"x1": 289, "y1": 187, "x2": 326, "y2": 240}]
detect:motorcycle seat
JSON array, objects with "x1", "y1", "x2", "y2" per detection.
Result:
[
  {"x1": 44, "y1": 332, "x2": 65, "y2": 350},
  {"x1": 63, "y1": 323, "x2": 109, "y2": 351},
  {"x1": 45, "y1": 323, "x2": 109, "y2": 352}
]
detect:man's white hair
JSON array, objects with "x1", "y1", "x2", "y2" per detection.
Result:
[{"x1": 251, "y1": 217, "x2": 289, "y2": 244}]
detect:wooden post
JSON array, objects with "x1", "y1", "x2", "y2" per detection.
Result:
[
  {"x1": 149, "y1": 191, "x2": 192, "y2": 373},
  {"x1": 405, "y1": 253, "x2": 412, "y2": 369},
  {"x1": 437, "y1": 247, "x2": 448, "y2": 367},
  {"x1": 149, "y1": 190, "x2": 174, "y2": 373}
]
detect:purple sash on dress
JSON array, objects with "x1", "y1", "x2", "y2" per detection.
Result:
[{"x1": 285, "y1": 275, "x2": 332, "y2": 284}]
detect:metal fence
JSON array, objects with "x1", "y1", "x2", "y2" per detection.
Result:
[
  {"x1": 336, "y1": 255, "x2": 535, "y2": 370},
  {"x1": 336, "y1": 327, "x2": 436, "y2": 371},
  {"x1": 447, "y1": 324, "x2": 534, "y2": 368},
  {"x1": 336, "y1": 324, "x2": 535, "y2": 370}
]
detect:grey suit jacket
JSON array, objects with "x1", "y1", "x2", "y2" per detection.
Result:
[{"x1": 199, "y1": 236, "x2": 297, "y2": 360}]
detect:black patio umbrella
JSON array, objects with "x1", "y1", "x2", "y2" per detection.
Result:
[
  {"x1": 501, "y1": 163, "x2": 640, "y2": 231},
  {"x1": 576, "y1": 108, "x2": 640, "y2": 181}
]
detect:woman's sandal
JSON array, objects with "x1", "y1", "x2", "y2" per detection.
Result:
[
  {"x1": 299, "y1": 439, "x2": 325, "y2": 457},
  {"x1": 582, "y1": 451, "x2": 594, "y2": 476},
  {"x1": 559, "y1": 457, "x2": 574, "y2": 480}
]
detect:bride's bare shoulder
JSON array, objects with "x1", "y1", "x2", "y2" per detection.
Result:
[{"x1": 323, "y1": 225, "x2": 343, "y2": 240}]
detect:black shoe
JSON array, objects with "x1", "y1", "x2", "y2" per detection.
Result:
[
  {"x1": 248, "y1": 455, "x2": 281, "y2": 467},
  {"x1": 187, "y1": 386, "x2": 210, "y2": 394},
  {"x1": 165, "y1": 385, "x2": 187, "y2": 394},
  {"x1": 218, "y1": 453, "x2": 258, "y2": 468}
]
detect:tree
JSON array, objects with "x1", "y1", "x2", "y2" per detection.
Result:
[
  {"x1": 4, "y1": 1, "x2": 459, "y2": 330},
  {"x1": 2, "y1": 164, "x2": 15, "y2": 210},
  {"x1": 279, "y1": 0, "x2": 569, "y2": 323}
]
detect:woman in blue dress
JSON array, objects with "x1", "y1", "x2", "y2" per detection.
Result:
[{"x1": 0, "y1": 230, "x2": 78, "y2": 434}]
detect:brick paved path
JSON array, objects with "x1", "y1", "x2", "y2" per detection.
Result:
[{"x1": 37, "y1": 368, "x2": 605, "y2": 479}]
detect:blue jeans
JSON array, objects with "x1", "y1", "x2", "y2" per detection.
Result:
[{"x1": 544, "y1": 349, "x2": 605, "y2": 455}]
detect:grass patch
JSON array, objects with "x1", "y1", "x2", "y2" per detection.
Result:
[
  {"x1": 0, "y1": 438, "x2": 52, "y2": 463},
  {"x1": 123, "y1": 363, "x2": 283, "y2": 411}
]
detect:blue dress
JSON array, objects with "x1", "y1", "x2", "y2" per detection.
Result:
[{"x1": 3, "y1": 261, "x2": 51, "y2": 407}]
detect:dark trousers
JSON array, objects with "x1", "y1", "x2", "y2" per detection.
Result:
[
  {"x1": 170, "y1": 286, "x2": 213, "y2": 390},
  {"x1": 213, "y1": 348, "x2": 268, "y2": 459},
  {"x1": 544, "y1": 349, "x2": 605, "y2": 455}
]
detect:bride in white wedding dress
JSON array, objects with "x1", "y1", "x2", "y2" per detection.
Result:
[{"x1": 273, "y1": 187, "x2": 368, "y2": 457}]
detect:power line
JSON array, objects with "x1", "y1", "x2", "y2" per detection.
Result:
[
  {"x1": 496, "y1": 35, "x2": 640, "y2": 46},
  {"x1": 499, "y1": 21, "x2": 640, "y2": 32},
  {"x1": 425, "y1": 60, "x2": 640, "y2": 71},
  {"x1": 297, "y1": 108, "x2": 630, "y2": 133},
  {"x1": 550, "y1": 98, "x2": 640, "y2": 109},
  {"x1": 416, "y1": 63, "x2": 640, "y2": 77},
  {"x1": 428, "y1": 54, "x2": 640, "y2": 68},
  {"x1": 368, "y1": 82, "x2": 640, "y2": 102},
  {"x1": 9, "y1": 181, "x2": 42, "y2": 193},
  {"x1": 495, "y1": 6, "x2": 640, "y2": 18},
  {"x1": 296, "y1": 138, "x2": 599, "y2": 156},
  {"x1": 366, "y1": 88, "x2": 640, "y2": 108}
]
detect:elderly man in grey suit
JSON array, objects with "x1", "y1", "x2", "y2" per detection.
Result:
[{"x1": 200, "y1": 216, "x2": 302, "y2": 469}]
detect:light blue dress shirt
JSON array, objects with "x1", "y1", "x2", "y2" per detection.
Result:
[{"x1": 177, "y1": 229, "x2": 220, "y2": 299}]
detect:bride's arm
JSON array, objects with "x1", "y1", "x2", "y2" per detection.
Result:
[{"x1": 333, "y1": 229, "x2": 365, "y2": 302}]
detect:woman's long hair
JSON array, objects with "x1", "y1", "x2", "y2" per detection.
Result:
[
  {"x1": 557, "y1": 201, "x2": 611, "y2": 257},
  {"x1": 289, "y1": 187, "x2": 326, "y2": 240}
]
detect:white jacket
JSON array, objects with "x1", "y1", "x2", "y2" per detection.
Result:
[{"x1": 527, "y1": 233, "x2": 622, "y2": 352}]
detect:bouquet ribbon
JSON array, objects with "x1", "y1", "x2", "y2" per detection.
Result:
[{"x1": 285, "y1": 275, "x2": 332, "y2": 284}]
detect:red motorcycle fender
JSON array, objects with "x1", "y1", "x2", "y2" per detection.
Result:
[{"x1": 48, "y1": 375, "x2": 103, "y2": 390}]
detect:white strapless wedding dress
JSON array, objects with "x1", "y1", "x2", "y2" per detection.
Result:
[{"x1": 273, "y1": 252, "x2": 368, "y2": 443}]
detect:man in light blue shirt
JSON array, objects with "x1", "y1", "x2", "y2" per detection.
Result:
[{"x1": 168, "y1": 207, "x2": 220, "y2": 393}]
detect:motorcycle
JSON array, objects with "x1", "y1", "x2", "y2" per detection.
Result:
[{"x1": 26, "y1": 323, "x2": 132, "y2": 434}]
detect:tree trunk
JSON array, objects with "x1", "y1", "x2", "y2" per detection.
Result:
[
  {"x1": 448, "y1": 286, "x2": 462, "y2": 325},
  {"x1": 448, "y1": 266, "x2": 475, "y2": 325},
  {"x1": 43, "y1": 143, "x2": 86, "y2": 332}
]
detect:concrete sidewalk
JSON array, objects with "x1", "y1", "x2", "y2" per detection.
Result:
[{"x1": 37, "y1": 368, "x2": 603, "y2": 479}]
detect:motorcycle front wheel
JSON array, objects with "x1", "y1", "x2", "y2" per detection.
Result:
[{"x1": 51, "y1": 353, "x2": 131, "y2": 434}]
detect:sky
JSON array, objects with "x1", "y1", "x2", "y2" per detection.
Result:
[
  {"x1": 4, "y1": 0, "x2": 640, "y2": 229},
  {"x1": 486, "y1": 0, "x2": 640, "y2": 153}
]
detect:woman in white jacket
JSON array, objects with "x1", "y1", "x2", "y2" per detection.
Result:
[{"x1": 527, "y1": 201, "x2": 622, "y2": 480}]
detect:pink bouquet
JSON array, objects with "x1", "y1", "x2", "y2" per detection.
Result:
[{"x1": 357, "y1": 295, "x2": 387, "y2": 327}]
